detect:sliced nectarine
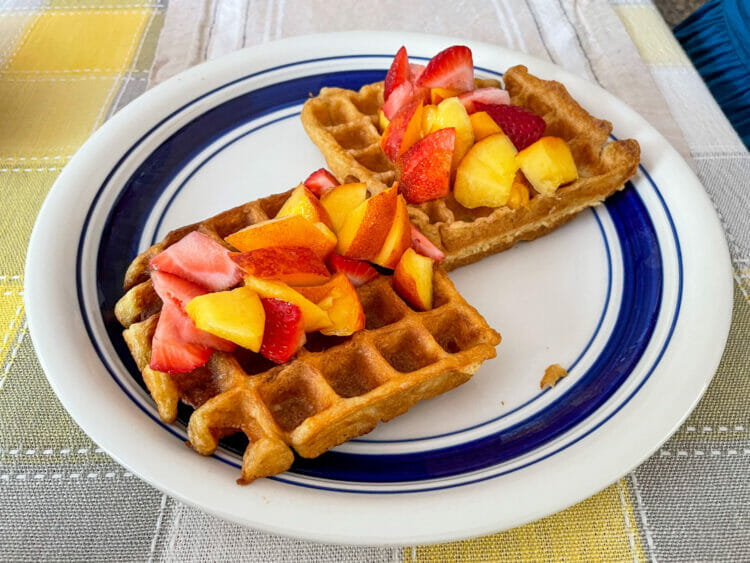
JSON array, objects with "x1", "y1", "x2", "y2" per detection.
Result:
[
  {"x1": 230, "y1": 246, "x2": 330, "y2": 286},
  {"x1": 372, "y1": 194, "x2": 412, "y2": 268},
  {"x1": 380, "y1": 99, "x2": 423, "y2": 162},
  {"x1": 276, "y1": 184, "x2": 334, "y2": 230},
  {"x1": 470, "y1": 111, "x2": 504, "y2": 141},
  {"x1": 393, "y1": 248, "x2": 434, "y2": 311},
  {"x1": 224, "y1": 215, "x2": 336, "y2": 260},
  {"x1": 430, "y1": 87, "x2": 461, "y2": 105},
  {"x1": 320, "y1": 182, "x2": 368, "y2": 233},
  {"x1": 507, "y1": 171, "x2": 531, "y2": 210},
  {"x1": 426, "y1": 96, "x2": 474, "y2": 170},
  {"x1": 296, "y1": 273, "x2": 365, "y2": 336},
  {"x1": 454, "y1": 133, "x2": 518, "y2": 208},
  {"x1": 243, "y1": 275, "x2": 331, "y2": 332},
  {"x1": 515, "y1": 136, "x2": 578, "y2": 195},
  {"x1": 336, "y1": 185, "x2": 398, "y2": 261},
  {"x1": 185, "y1": 286, "x2": 265, "y2": 352}
]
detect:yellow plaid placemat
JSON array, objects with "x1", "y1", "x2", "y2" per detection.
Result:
[{"x1": 1, "y1": 1, "x2": 747, "y2": 560}]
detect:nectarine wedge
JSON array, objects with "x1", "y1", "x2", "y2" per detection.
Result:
[
  {"x1": 515, "y1": 136, "x2": 578, "y2": 195},
  {"x1": 336, "y1": 185, "x2": 398, "y2": 261},
  {"x1": 393, "y1": 248, "x2": 434, "y2": 311},
  {"x1": 454, "y1": 133, "x2": 518, "y2": 208},
  {"x1": 243, "y1": 275, "x2": 331, "y2": 332},
  {"x1": 320, "y1": 182, "x2": 368, "y2": 233},
  {"x1": 276, "y1": 184, "x2": 334, "y2": 230},
  {"x1": 295, "y1": 273, "x2": 365, "y2": 336},
  {"x1": 372, "y1": 194, "x2": 412, "y2": 269},
  {"x1": 224, "y1": 215, "x2": 336, "y2": 260},
  {"x1": 230, "y1": 246, "x2": 330, "y2": 286}
]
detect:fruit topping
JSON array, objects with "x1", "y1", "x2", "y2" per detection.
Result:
[
  {"x1": 424, "y1": 97, "x2": 474, "y2": 170},
  {"x1": 397, "y1": 128, "x2": 455, "y2": 204},
  {"x1": 303, "y1": 168, "x2": 339, "y2": 197},
  {"x1": 474, "y1": 102, "x2": 545, "y2": 151},
  {"x1": 469, "y1": 111, "x2": 504, "y2": 141},
  {"x1": 243, "y1": 275, "x2": 331, "y2": 332},
  {"x1": 515, "y1": 136, "x2": 578, "y2": 195},
  {"x1": 457, "y1": 88, "x2": 510, "y2": 113},
  {"x1": 336, "y1": 185, "x2": 399, "y2": 260},
  {"x1": 416, "y1": 45, "x2": 474, "y2": 92},
  {"x1": 149, "y1": 300, "x2": 213, "y2": 374},
  {"x1": 320, "y1": 182, "x2": 368, "y2": 233},
  {"x1": 507, "y1": 171, "x2": 531, "y2": 210},
  {"x1": 296, "y1": 273, "x2": 365, "y2": 336},
  {"x1": 410, "y1": 224, "x2": 445, "y2": 262},
  {"x1": 224, "y1": 214, "x2": 336, "y2": 260},
  {"x1": 393, "y1": 248, "x2": 434, "y2": 311},
  {"x1": 276, "y1": 184, "x2": 334, "y2": 230},
  {"x1": 372, "y1": 194, "x2": 412, "y2": 269},
  {"x1": 381, "y1": 99, "x2": 423, "y2": 161},
  {"x1": 230, "y1": 246, "x2": 330, "y2": 286},
  {"x1": 454, "y1": 132, "x2": 519, "y2": 208},
  {"x1": 149, "y1": 231, "x2": 243, "y2": 292},
  {"x1": 384, "y1": 46, "x2": 411, "y2": 101},
  {"x1": 326, "y1": 253, "x2": 379, "y2": 287},
  {"x1": 185, "y1": 286, "x2": 266, "y2": 352},
  {"x1": 259, "y1": 298, "x2": 306, "y2": 364}
]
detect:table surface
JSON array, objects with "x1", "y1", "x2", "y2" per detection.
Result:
[{"x1": 1, "y1": 0, "x2": 748, "y2": 561}]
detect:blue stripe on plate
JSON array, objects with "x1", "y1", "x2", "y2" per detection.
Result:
[{"x1": 76, "y1": 56, "x2": 680, "y2": 492}]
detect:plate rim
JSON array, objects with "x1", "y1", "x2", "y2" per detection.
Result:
[{"x1": 25, "y1": 31, "x2": 734, "y2": 545}]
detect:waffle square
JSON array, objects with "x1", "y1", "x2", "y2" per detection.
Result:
[
  {"x1": 300, "y1": 65, "x2": 640, "y2": 270},
  {"x1": 115, "y1": 192, "x2": 500, "y2": 484}
]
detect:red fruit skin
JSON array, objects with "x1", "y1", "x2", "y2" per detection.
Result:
[
  {"x1": 381, "y1": 99, "x2": 422, "y2": 161},
  {"x1": 474, "y1": 102, "x2": 546, "y2": 150},
  {"x1": 458, "y1": 88, "x2": 510, "y2": 113},
  {"x1": 381, "y1": 81, "x2": 415, "y2": 120},
  {"x1": 304, "y1": 168, "x2": 339, "y2": 197},
  {"x1": 409, "y1": 63, "x2": 426, "y2": 82},
  {"x1": 326, "y1": 254, "x2": 379, "y2": 286},
  {"x1": 149, "y1": 301, "x2": 212, "y2": 374},
  {"x1": 396, "y1": 128, "x2": 455, "y2": 204},
  {"x1": 416, "y1": 45, "x2": 474, "y2": 92},
  {"x1": 410, "y1": 225, "x2": 446, "y2": 262},
  {"x1": 151, "y1": 271, "x2": 236, "y2": 353},
  {"x1": 384, "y1": 46, "x2": 410, "y2": 101},
  {"x1": 149, "y1": 231, "x2": 243, "y2": 292},
  {"x1": 260, "y1": 298, "x2": 306, "y2": 364}
]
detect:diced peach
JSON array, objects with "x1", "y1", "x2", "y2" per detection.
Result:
[
  {"x1": 423, "y1": 96, "x2": 474, "y2": 171},
  {"x1": 515, "y1": 136, "x2": 578, "y2": 195},
  {"x1": 380, "y1": 100, "x2": 423, "y2": 162},
  {"x1": 470, "y1": 111, "x2": 504, "y2": 141},
  {"x1": 243, "y1": 275, "x2": 331, "y2": 332},
  {"x1": 230, "y1": 246, "x2": 330, "y2": 286},
  {"x1": 372, "y1": 194, "x2": 412, "y2": 268},
  {"x1": 507, "y1": 171, "x2": 531, "y2": 210},
  {"x1": 454, "y1": 133, "x2": 518, "y2": 208},
  {"x1": 276, "y1": 184, "x2": 334, "y2": 230},
  {"x1": 421, "y1": 104, "x2": 438, "y2": 137},
  {"x1": 430, "y1": 87, "x2": 461, "y2": 105},
  {"x1": 185, "y1": 286, "x2": 265, "y2": 352},
  {"x1": 336, "y1": 185, "x2": 398, "y2": 261},
  {"x1": 320, "y1": 182, "x2": 368, "y2": 233},
  {"x1": 224, "y1": 215, "x2": 336, "y2": 260},
  {"x1": 393, "y1": 248, "x2": 434, "y2": 311},
  {"x1": 295, "y1": 273, "x2": 365, "y2": 336}
]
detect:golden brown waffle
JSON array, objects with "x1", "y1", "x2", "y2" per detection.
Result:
[
  {"x1": 301, "y1": 65, "x2": 640, "y2": 270},
  {"x1": 115, "y1": 193, "x2": 500, "y2": 484}
]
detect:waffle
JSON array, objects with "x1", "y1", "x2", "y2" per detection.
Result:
[
  {"x1": 301, "y1": 65, "x2": 641, "y2": 270},
  {"x1": 115, "y1": 192, "x2": 500, "y2": 484}
]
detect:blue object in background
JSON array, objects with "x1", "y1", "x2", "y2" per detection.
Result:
[{"x1": 674, "y1": 0, "x2": 750, "y2": 149}]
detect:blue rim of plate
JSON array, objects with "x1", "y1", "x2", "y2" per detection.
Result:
[{"x1": 75, "y1": 55, "x2": 682, "y2": 493}]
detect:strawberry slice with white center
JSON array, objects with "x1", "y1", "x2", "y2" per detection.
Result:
[
  {"x1": 384, "y1": 46, "x2": 411, "y2": 101},
  {"x1": 303, "y1": 168, "x2": 339, "y2": 197},
  {"x1": 381, "y1": 81, "x2": 416, "y2": 120},
  {"x1": 416, "y1": 45, "x2": 474, "y2": 92},
  {"x1": 151, "y1": 270, "x2": 236, "y2": 352},
  {"x1": 409, "y1": 63, "x2": 426, "y2": 83},
  {"x1": 397, "y1": 128, "x2": 455, "y2": 204},
  {"x1": 326, "y1": 253, "x2": 379, "y2": 286},
  {"x1": 149, "y1": 231, "x2": 243, "y2": 292},
  {"x1": 150, "y1": 300, "x2": 212, "y2": 373},
  {"x1": 260, "y1": 298, "x2": 306, "y2": 364},
  {"x1": 474, "y1": 102, "x2": 546, "y2": 151},
  {"x1": 458, "y1": 87, "x2": 510, "y2": 114},
  {"x1": 410, "y1": 224, "x2": 446, "y2": 262}
]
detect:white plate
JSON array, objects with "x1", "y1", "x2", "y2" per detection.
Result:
[{"x1": 26, "y1": 32, "x2": 733, "y2": 545}]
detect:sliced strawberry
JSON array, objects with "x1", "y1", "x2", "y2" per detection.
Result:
[
  {"x1": 474, "y1": 102, "x2": 546, "y2": 151},
  {"x1": 326, "y1": 253, "x2": 379, "y2": 286},
  {"x1": 409, "y1": 63, "x2": 426, "y2": 83},
  {"x1": 151, "y1": 271, "x2": 236, "y2": 352},
  {"x1": 381, "y1": 81, "x2": 415, "y2": 120},
  {"x1": 150, "y1": 231, "x2": 243, "y2": 292},
  {"x1": 396, "y1": 128, "x2": 455, "y2": 204},
  {"x1": 384, "y1": 46, "x2": 410, "y2": 101},
  {"x1": 260, "y1": 298, "x2": 306, "y2": 364},
  {"x1": 410, "y1": 224, "x2": 446, "y2": 262},
  {"x1": 150, "y1": 300, "x2": 212, "y2": 373},
  {"x1": 416, "y1": 45, "x2": 474, "y2": 92},
  {"x1": 458, "y1": 88, "x2": 510, "y2": 114},
  {"x1": 303, "y1": 168, "x2": 339, "y2": 197}
]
